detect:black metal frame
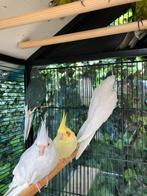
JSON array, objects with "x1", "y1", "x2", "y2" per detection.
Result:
[
  {"x1": 0, "y1": 53, "x2": 25, "y2": 65},
  {"x1": 24, "y1": 65, "x2": 34, "y2": 148},
  {"x1": 26, "y1": 48, "x2": 147, "y2": 65}
]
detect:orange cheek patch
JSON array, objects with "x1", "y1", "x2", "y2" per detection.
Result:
[{"x1": 66, "y1": 131, "x2": 71, "y2": 137}]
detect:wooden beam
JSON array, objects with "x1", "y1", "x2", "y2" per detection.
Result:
[
  {"x1": 19, "y1": 20, "x2": 147, "y2": 49},
  {"x1": 0, "y1": 0, "x2": 141, "y2": 29},
  {"x1": 19, "y1": 151, "x2": 77, "y2": 196},
  {"x1": 26, "y1": 4, "x2": 131, "y2": 64}
]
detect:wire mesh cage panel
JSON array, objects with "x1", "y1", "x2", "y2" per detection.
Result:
[
  {"x1": 0, "y1": 62, "x2": 25, "y2": 195},
  {"x1": 30, "y1": 59, "x2": 147, "y2": 196}
]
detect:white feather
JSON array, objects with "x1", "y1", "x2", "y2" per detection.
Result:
[
  {"x1": 76, "y1": 75, "x2": 117, "y2": 159},
  {"x1": 4, "y1": 183, "x2": 28, "y2": 196},
  {"x1": 76, "y1": 132, "x2": 95, "y2": 160},
  {"x1": 4, "y1": 117, "x2": 57, "y2": 196}
]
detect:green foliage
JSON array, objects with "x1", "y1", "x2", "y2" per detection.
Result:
[
  {"x1": 124, "y1": 168, "x2": 136, "y2": 182},
  {"x1": 34, "y1": 59, "x2": 147, "y2": 195},
  {"x1": 88, "y1": 175, "x2": 117, "y2": 196},
  {"x1": 110, "y1": 8, "x2": 133, "y2": 26},
  {"x1": 0, "y1": 66, "x2": 24, "y2": 195},
  {"x1": 134, "y1": 0, "x2": 147, "y2": 21}
]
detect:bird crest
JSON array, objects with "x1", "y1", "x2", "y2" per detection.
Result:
[
  {"x1": 58, "y1": 112, "x2": 67, "y2": 133},
  {"x1": 36, "y1": 114, "x2": 49, "y2": 145}
]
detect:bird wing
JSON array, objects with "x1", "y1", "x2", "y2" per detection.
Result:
[
  {"x1": 4, "y1": 183, "x2": 28, "y2": 196},
  {"x1": 76, "y1": 76, "x2": 117, "y2": 159},
  {"x1": 4, "y1": 146, "x2": 36, "y2": 196},
  {"x1": 29, "y1": 142, "x2": 57, "y2": 184},
  {"x1": 88, "y1": 75, "x2": 115, "y2": 119},
  {"x1": 77, "y1": 91, "x2": 117, "y2": 142},
  {"x1": 13, "y1": 145, "x2": 36, "y2": 181},
  {"x1": 76, "y1": 119, "x2": 88, "y2": 139}
]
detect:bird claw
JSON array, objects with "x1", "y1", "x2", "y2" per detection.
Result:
[
  {"x1": 58, "y1": 158, "x2": 67, "y2": 164},
  {"x1": 80, "y1": 0, "x2": 85, "y2": 7},
  {"x1": 58, "y1": 157, "x2": 72, "y2": 164},
  {"x1": 35, "y1": 182, "x2": 41, "y2": 193},
  {"x1": 137, "y1": 19, "x2": 143, "y2": 31}
]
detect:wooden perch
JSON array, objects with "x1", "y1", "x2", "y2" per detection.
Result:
[
  {"x1": 19, "y1": 19, "x2": 147, "y2": 49},
  {"x1": 19, "y1": 151, "x2": 77, "y2": 196},
  {"x1": 0, "y1": 0, "x2": 141, "y2": 29}
]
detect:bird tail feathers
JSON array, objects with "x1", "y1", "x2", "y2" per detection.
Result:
[
  {"x1": 3, "y1": 183, "x2": 28, "y2": 196},
  {"x1": 3, "y1": 186, "x2": 14, "y2": 196},
  {"x1": 76, "y1": 75, "x2": 117, "y2": 159},
  {"x1": 77, "y1": 91, "x2": 117, "y2": 143}
]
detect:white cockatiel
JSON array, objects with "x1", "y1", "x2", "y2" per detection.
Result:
[
  {"x1": 4, "y1": 116, "x2": 57, "y2": 196},
  {"x1": 76, "y1": 75, "x2": 117, "y2": 159},
  {"x1": 24, "y1": 105, "x2": 36, "y2": 141}
]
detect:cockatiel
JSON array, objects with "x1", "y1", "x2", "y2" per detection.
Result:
[
  {"x1": 54, "y1": 113, "x2": 77, "y2": 160},
  {"x1": 54, "y1": 75, "x2": 117, "y2": 161},
  {"x1": 4, "y1": 116, "x2": 57, "y2": 196}
]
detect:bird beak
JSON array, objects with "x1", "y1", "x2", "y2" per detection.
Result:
[
  {"x1": 59, "y1": 133, "x2": 64, "y2": 140},
  {"x1": 38, "y1": 145, "x2": 46, "y2": 156}
]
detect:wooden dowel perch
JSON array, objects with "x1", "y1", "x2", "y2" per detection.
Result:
[
  {"x1": 19, "y1": 20, "x2": 147, "y2": 49},
  {"x1": 19, "y1": 151, "x2": 77, "y2": 196},
  {"x1": 0, "y1": 0, "x2": 141, "y2": 29}
]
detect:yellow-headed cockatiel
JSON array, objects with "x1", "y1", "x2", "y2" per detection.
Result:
[
  {"x1": 54, "y1": 113, "x2": 77, "y2": 160},
  {"x1": 54, "y1": 75, "x2": 117, "y2": 161}
]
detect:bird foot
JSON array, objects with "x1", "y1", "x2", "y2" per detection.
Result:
[
  {"x1": 45, "y1": 177, "x2": 49, "y2": 187},
  {"x1": 35, "y1": 182, "x2": 41, "y2": 193}
]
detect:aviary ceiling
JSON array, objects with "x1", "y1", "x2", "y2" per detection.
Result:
[{"x1": 0, "y1": 0, "x2": 75, "y2": 59}]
